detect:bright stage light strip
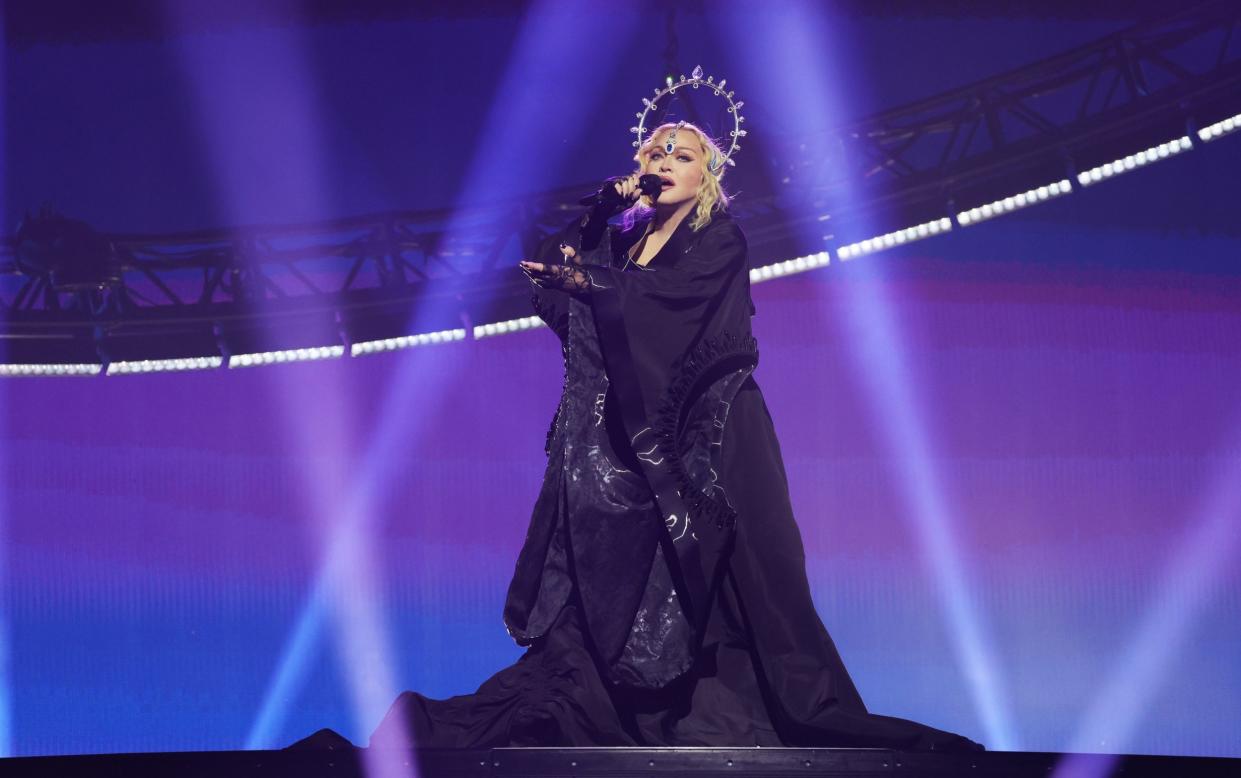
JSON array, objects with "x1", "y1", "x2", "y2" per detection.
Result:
[
  {"x1": 227, "y1": 345, "x2": 345, "y2": 369},
  {"x1": 837, "y1": 218, "x2": 953, "y2": 260},
  {"x1": 473, "y1": 315, "x2": 546, "y2": 340},
  {"x1": 13, "y1": 128, "x2": 1223, "y2": 371},
  {"x1": 0, "y1": 363, "x2": 102, "y2": 378},
  {"x1": 9, "y1": 129, "x2": 1234, "y2": 373},
  {"x1": 16, "y1": 130, "x2": 1232, "y2": 368},
  {"x1": 1076, "y1": 137, "x2": 1192, "y2": 187},
  {"x1": 1198, "y1": 112, "x2": 1241, "y2": 143},
  {"x1": 957, "y1": 180, "x2": 1073, "y2": 226},
  {"x1": 351, "y1": 328, "x2": 467, "y2": 357},
  {"x1": 749, "y1": 251, "x2": 830, "y2": 284},
  {"x1": 106, "y1": 356, "x2": 224, "y2": 375}
]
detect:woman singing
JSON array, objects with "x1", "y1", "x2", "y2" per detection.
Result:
[{"x1": 370, "y1": 115, "x2": 979, "y2": 752}]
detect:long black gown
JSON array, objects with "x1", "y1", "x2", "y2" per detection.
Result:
[{"x1": 369, "y1": 207, "x2": 980, "y2": 751}]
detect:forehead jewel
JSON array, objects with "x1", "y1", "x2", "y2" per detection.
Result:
[{"x1": 664, "y1": 121, "x2": 685, "y2": 154}]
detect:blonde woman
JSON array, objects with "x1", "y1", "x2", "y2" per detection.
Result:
[{"x1": 372, "y1": 123, "x2": 979, "y2": 752}]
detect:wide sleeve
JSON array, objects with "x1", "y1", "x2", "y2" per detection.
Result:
[
  {"x1": 583, "y1": 218, "x2": 759, "y2": 641},
  {"x1": 526, "y1": 231, "x2": 573, "y2": 340},
  {"x1": 591, "y1": 220, "x2": 747, "y2": 306},
  {"x1": 586, "y1": 220, "x2": 754, "y2": 416}
]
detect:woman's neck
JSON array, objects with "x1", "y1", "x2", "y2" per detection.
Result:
[{"x1": 651, "y1": 199, "x2": 696, "y2": 235}]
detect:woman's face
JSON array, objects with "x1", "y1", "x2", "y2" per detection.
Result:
[{"x1": 643, "y1": 129, "x2": 705, "y2": 208}]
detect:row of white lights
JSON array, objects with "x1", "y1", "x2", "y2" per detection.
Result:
[
  {"x1": 837, "y1": 217, "x2": 953, "y2": 260},
  {"x1": 749, "y1": 251, "x2": 830, "y2": 284},
  {"x1": 473, "y1": 315, "x2": 545, "y2": 340},
  {"x1": 1197, "y1": 111, "x2": 1241, "y2": 143},
  {"x1": 0, "y1": 363, "x2": 103, "y2": 377},
  {"x1": 351, "y1": 328, "x2": 467, "y2": 356},
  {"x1": 5, "y1": 122, "x2": 1237, "y2": 376},
  {"x1": 1076, "y1": 136, "x2": 1192, "y2": 187},
  {"x1": 228, "y1": 345, "x2": 346, "y2": 369},
  {"x1": 0, "y1": 327, "x2": 475, "y2": 377},
  {"x1": 957, "y1": 180, "x2": 1072, "y2": 225},
  {"x1": 107, "y1": 356, "x2": 224, "y2": 375}
]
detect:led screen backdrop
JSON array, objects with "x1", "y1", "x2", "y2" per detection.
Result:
[
  {"x1": 3, "y1": 208, "x2": 1239, "y2": 756},
  {"x1": 2, "y1": 2, "x2": 1239, "y2": 761}
]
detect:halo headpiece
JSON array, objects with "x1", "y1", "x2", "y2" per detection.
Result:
[{"x1": 630, "y1": 65, "x2": 746, "y2": 176}]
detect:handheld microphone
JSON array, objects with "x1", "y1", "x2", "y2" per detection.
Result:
[
  {"x1": 578, "y1": 174, "x2": 665, "y2": 207},
  {"x1": 576, "y1": 174, "x2": 665, "y2": 252},
  {"x1": 637, "y1": 173, "x2": 664, "y2": 200}
]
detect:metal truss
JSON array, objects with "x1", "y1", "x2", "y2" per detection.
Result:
[
  {"x1": 2, "y1": 0, "x2": 1239, "y2": 355},
  {"x1": 805, "y1": 0, "x2": 1241, "y2": 228}
]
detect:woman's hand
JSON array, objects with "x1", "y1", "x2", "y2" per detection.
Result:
[
  {"x1": 612, "y1": 173, "x2": 643, "y2": 204},
  {"x1": 520, "y1": 243, "x2": 590, "y2": 293}
]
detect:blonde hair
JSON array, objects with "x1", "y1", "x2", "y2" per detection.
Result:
[{"x1": 624, "y1": 122, "x2": 730, "y2": 232}]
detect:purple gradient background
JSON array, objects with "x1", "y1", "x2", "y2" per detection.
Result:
[
  {"x1": 3, "y1": 2, "x2": 1240, "y2": 760},
  {"x1": 5, "y1": 216, "x2": 1240, "y2": 755}
]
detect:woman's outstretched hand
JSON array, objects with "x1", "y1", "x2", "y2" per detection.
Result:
[{"x1": 520, "y1": 243, "x2": 590, "y2": 293}]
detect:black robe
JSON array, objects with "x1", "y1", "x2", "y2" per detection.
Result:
[{"x1": 369, "y1": 210, "x2": 980, "y2": 751}]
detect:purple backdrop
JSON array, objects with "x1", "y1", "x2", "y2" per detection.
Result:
[
  {"x1": 4, "y1": 210, "x2": 1240, "y2": 755},
  {"x1": 3, "y1": 1, "x2": 1240, "y2": 760}
]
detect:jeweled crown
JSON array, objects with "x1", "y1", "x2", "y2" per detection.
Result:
[{"x1": 630, "y1": 65, "x2": 747, "y2": 176}]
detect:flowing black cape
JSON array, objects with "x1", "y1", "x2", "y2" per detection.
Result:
[{"x1": 370, "y1": 210, "x2": 980, "y2": 751}]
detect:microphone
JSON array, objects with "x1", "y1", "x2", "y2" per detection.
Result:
[
  {"x1": 578, "y1": 174, "x2": 664, "y2": 207},
  {"x1": 637, "y1": 173, "x2": 664, "y2": 201},
  {"x1": 576, "y1": 174, "x2": 665, "y2": 252}
]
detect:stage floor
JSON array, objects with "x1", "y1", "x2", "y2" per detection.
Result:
[{"x1": 0, "y1": 747, "x2": 1237, "y2": 778}]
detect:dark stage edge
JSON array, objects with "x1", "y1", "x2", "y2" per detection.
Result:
[{"x1": 1, "y1": 747, "x2": 1239, "y2": 778}]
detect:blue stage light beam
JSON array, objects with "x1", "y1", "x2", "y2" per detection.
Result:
[
  {"x1": 409, "y1": 0, "x2": 639, "y2": 339},
  {"x1": 163, "y1": 9, "x2": 415, "y2": 769},
  {"x1": 0, "y1": 14, "x2": 17, "y2": 734},
  {"x1": 716, "y1": 2, "x2": 1017, "y2": 749},
  {"x1": 324, "y1": 0, "x2": 639, "y2": 746},
  {"x1": 0, "y1": 9, "x2": 19, "y2": 758},
  {"x1": 835, "y1": 271, "x2": 1019, "y2": 750},
  {"x1": 246, "y1": 573, "x2": 328, "y2": 749},
  {"x1": 244, "y1": 1, "x2": 639, "y2": 751},
  {"x1": 246, "y1": 340, "x2": 457, "y2": 751},
  {"x1": 0, "y1": 392, "x2": 12, "y2": 758},
  {"x1": 1051, "y1": 420, "x2": 1241, "y2": 778}
]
